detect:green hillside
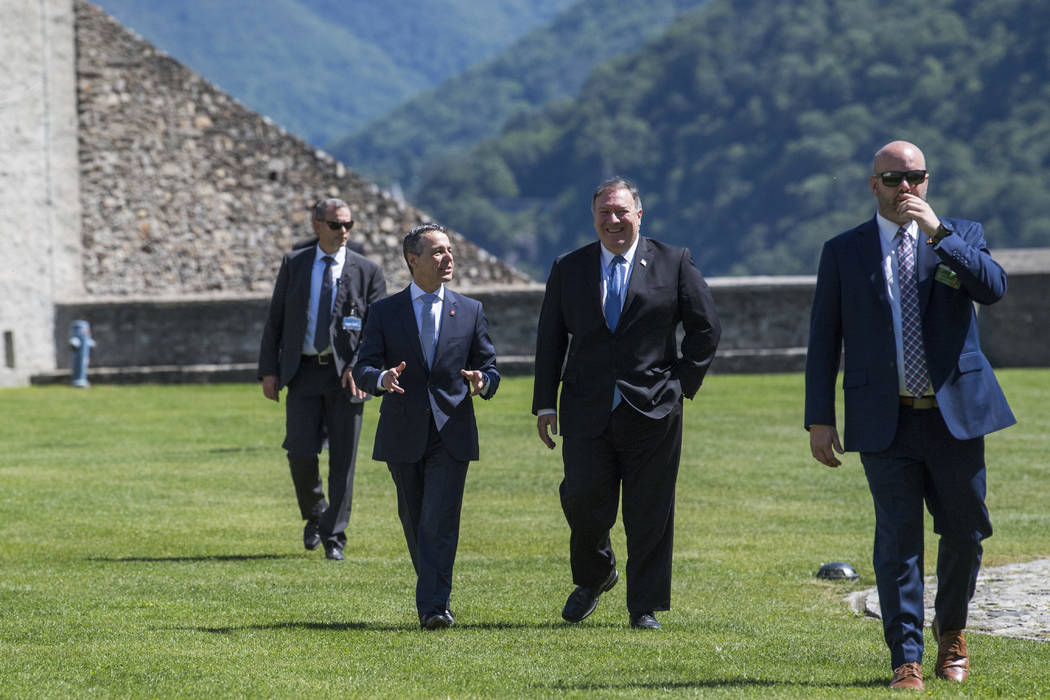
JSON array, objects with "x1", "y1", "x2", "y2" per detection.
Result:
[
  {"x1": 93, "y1": 0, "x2": 575, "y2": 146},
  {"x1": 329, "y1": 0, "x2": 711, "y2": 194},
  {"x1": 413, "y1": 0, "x2": 1050, "y2": 278}
]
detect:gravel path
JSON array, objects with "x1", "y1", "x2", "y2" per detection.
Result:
[{"x1": 846, "y1": 558, "x2": 1050, "y2": 642}]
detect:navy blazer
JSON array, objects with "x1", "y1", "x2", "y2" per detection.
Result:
[
  {"x1": 532, "y1": 237, "x2": 721, "y2": 439},
  {"x1": 805, "y1": 216, "x2": 1015, "y2": 452},
  {"x1": 353, "y1": 287, "x2": 500, "y2": 463}
]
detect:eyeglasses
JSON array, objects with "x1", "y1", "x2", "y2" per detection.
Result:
[
  {"x1": 877, "y1": 170, "x2": 927, "y2": 187},
  {"x1": 325, "y1": 220, "x2": 354, "y2": 231}
]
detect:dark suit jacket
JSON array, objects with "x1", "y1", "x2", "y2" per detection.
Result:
[
  {"x1": 353, "y1": 287, "x2": 500, "y2": 463},
  {"x1": 258, "y1": 246, "x2": 316, "y2": 388},
  {"x1": 805, "y1": 216, "x2": 1015, "y2": 451},
  {"x1": 330, "y1": 250, "x2": 387, "y2": 380},
  {"x1": 531, "y1": 237, "x2": 721, "y2": 439},
  {"x1": 258, "y1": 245, "x2": 381, "y2": 389}
]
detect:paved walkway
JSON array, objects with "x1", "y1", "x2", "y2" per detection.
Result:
[{"x1": 846, "y1": 558, "x2": 1050, "y2": 642}]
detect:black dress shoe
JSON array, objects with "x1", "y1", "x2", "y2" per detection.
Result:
[
  {"x1": 421, "y1": 612, "x2": 454, "y2": 630},
  {"x1": 629, "y1": 611, "x2": 662, "y2": 629},
  {"x1": 324, "y1": 543, "x2": 344, "y2": 561},
  {"x1": 562, "y1": 568, "x2": 618, "y2": 623},
  {"x1": 303, "y1": 521, "x2": 321, "y2": 551}
]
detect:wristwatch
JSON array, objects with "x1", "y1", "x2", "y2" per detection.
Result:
[{"x1": 928, "y1": 222, "x2": 953, "y2": 246}]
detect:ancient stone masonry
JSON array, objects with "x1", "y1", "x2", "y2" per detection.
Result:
[{"x1": 74, "y1": 0, "x2": 531, "y2": 297}]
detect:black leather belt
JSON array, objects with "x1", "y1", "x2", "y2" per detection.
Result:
[
  {"x1": 900, "y1": 395, "x2": 937, "y2": 409},
  {"x1": 301, "y1": 354, "x2": 334, "y2": 366}
]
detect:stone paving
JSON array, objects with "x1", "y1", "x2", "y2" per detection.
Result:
[{"x1": 846, "y1": 558, "x2": 1050, "y2": 642}]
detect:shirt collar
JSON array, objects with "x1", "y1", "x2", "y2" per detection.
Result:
[
  {"x1": 314, "y1": 243, "x2": 347, "y2": 265},
  {"x1": 876, "y1": 213, "x2": 915, "y2": 246},
  {"x1": 410, "y1": 281, "x2": 445, "y2": 301},
  {"x1": 600, "y1": 236, "x2": 640, "y2": 268}
]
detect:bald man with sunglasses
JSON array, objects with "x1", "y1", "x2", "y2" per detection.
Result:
[
  {"x1": 805, "y1": 141, "x2": 1014, "y2": 690},
  {"x1": 260, "y1": 198, "x2": 386, "y2": 561}
]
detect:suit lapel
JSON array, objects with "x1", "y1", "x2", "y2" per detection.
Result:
[
  {"x1": 335, "y1": 251, "x2": 356, "y2": 312},
  {"x1": 433, "y1": 289, "x2": 459, "y2": 369},
  {"x1": 393, "y1": 287, "x2": 427, "y2": 371},
  {"x1": 856, "y1": 218, "x2": 890, "y2": 314},
  {"x1": 915, "y1": 230, "x2": 937, "y2": 317},
  {"x1": 289, "y1": 249, "x2": 316, "y2": 342},
  {"x1": 581, "y1": 243, "x2": 604, "y2": 321},
  {"x1": 619, "y1": 237, "x2": 649, "y2": 324}
]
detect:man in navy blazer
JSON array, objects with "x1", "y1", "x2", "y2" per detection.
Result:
[
  {"x1": 533, "y1": 177, "x2": 721, "y2": 630},
  {"x1": 353, "y1": 223, "x2": 499, "y2": 630},
  {"x1": 805, "y1": 141, "x2": 1015, "y2": 690},
  {"x1": 259, "y1": 198, "x2": 386, "y2": 561}
]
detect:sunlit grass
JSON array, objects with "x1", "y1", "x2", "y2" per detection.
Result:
[{"x1": 1, "y1": 371, "x2": 1047, "y2": 697}]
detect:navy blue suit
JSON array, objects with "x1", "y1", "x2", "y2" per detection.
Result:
[
  {"x1": 805, "y1": 216, "x2": 1014, "y2": 668},
  {"x1": 353, "y1": 286, "x2": 499, "y2": 619}
]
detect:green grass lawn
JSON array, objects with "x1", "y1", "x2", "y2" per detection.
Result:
[{"x1": 1, "y1": 371, "x2": 1048, "y2": 697}]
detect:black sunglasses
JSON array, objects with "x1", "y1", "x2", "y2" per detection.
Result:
[
  {"x1": 877, "y1": 170, "x2": 927, "y2": 187},
  {"x1": 325, "y1": 220, "x2": 354, "y2": 230}
]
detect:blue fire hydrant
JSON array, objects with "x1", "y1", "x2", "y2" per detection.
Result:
[{"x1": 69, "y1": 320, "x2": 96, "y2": 388}]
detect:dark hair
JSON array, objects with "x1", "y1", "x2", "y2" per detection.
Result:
[
  {"x1": 402, "y1": 223, "x2": 448, "y2": 269},
  {"x1": 592, "y1": 177, "x2": 642, "y2": 211},
  {"x1": 312, "y1": 198, "x2": 351, "y2": 221}
]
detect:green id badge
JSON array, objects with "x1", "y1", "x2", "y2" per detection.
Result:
[{"x1": 934, "y1": 264, "x2": 960, "y2": 289}]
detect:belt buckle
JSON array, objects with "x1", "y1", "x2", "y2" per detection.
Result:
[
  {"x1": 317, "y1": 354, "x2": 331, "y2": 366},
  {"x1": 904, "y1": 395, "x2": 937, "y2": 409}
]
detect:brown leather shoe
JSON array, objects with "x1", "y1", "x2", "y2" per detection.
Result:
[
  {"x1": 889, "y1": 662, "x2": 924, "y2": 690},
  {"x1": 935, "y1": 627, "x2": 969, "y2": 682}
]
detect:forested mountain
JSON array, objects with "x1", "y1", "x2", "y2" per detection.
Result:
[
  {"x1": 329, "y1": 0, "x2": 711, "y2": 194},
  {"x1": 92, "y1": 0, "x2": 575, "y2": 146},
  {"x1": 413, "y1": 0, "x2": 1050, "y2": 278}
]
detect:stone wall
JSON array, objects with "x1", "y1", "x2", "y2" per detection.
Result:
[
  {"x1": 0, "y1": 0, "x2": 82, "y2": 387},
  {"x1": 46, "y1": 266, "x2": 1048, "y2": 383},
  {"x1": 74, "y1": 0, "x2": 530, "y2": 298}
]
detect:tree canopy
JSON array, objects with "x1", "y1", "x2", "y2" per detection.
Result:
[{"x1": 412, "y1": 0, "x2": 1050, "y2": 278}]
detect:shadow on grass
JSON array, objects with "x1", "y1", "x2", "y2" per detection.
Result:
[
  {"x1": 181, "y1": 621, "x2": 419, "y2": 633},
  {"x1": 177, "y1": 619, "x2": 623, "y2": 634},
  {"x1": 87, "y1": 553, "x2": 298, "y2": 563},
  {"x1": 541, "y1": 678, "x2": 888, "y2": 691},
  {"x1": 206, "y1": 446, "x2": 269, "y2": 454}
]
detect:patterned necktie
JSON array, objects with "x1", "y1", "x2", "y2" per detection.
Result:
[
  {"x1": 896, "y1": 227, "x2": 930, "y2": 396},
  {"x1": 420, "y1": 292, "x2": 438, "y2": 368},
  {"x1": 604, "y1": 255, "x2": 626, "y2": 331},
  {"x1": 314, "y1": 255, "x2": 334, "y2": 353}
]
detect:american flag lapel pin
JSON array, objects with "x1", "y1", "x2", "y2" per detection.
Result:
[{"x1": 449, "y1": 309, "x2": 455, "y2": 317}]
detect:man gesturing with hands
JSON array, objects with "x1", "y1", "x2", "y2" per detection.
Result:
[{"x1": 353, "y1": 224, "x2": 499, "y2": 630}]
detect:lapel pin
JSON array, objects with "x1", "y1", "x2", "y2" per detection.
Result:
[
  {"x1": 640, "y1": 259, "x2": 648, "y2": 267},
  {"x1": 449, "y1": 309, "x2": 455, "y2": 317}
]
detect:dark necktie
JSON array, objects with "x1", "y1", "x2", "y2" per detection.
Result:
[
  {"x1": 896, "y1": 227, "x2": 930, "y2": 396},
  {"x1": 604, "y1": 255, "x2": 626, "y2": 331},
  {"x1": 314, "y1": 255, "x2": 334, "y2": 354},
  {"x1": 604, "y1": 255, "x2": 626, "y2": 410},
  {"x1": 420, "y1": 292, "x2": 438, "y2": 368}
]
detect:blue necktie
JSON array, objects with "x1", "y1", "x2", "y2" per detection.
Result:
[
  {"x1": 314, "y1": 255, "x2": 334, "y2": 353},
  {"x1": 604, "y1": 255, "x2": 626, "y2": 331},
  {"x1": 604, "y1": 255, "x2": 626, "y2": 410},
  {"x1": 420, "y1": 292, "x2": 438, "y2": 368}
]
